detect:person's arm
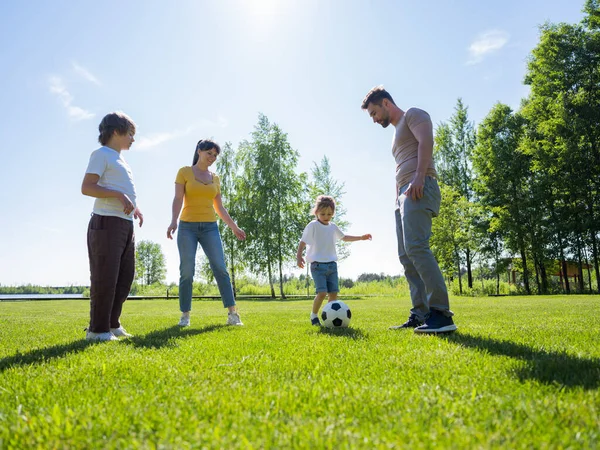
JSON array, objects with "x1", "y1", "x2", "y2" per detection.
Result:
[
  {"x1": 404, "y1": 116, "x2": 434, "y2": 201},
  {"x1": 81, "y1": 173, "x2": 135, "y2": 214},
  {"x1": 342, "y1": 234, "x2": 372, "y2": 242},
  {"x1": 297, "y1": 241, "x2": 306, "y2": 268},
  {"x1": 213, "y1": 194, "x2": 246, "y2": 240},
  {"x1": 133, "y1": 207, "x2": 144, "y2": 227},
  {"x1": 166, "y1": 183, "x2": 185, "y2": 239}
]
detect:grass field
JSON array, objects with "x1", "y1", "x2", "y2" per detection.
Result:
[{"x1": 0, "y1": 295, "x2": 599, "y2": 449}]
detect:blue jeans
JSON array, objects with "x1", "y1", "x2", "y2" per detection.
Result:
[
  {"x1": 396, "y1": 177, "x2": 452, "y2": 320},
  {"x1": 177, "y1": 221, "x2": 235, "y2": 311},
  {"x1": 310, "y1": 261, "x2": 339, "y2": 294}
]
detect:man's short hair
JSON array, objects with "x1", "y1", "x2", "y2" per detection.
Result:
[
  {"x1": 98, "y1": 112, "x2": 136, "y2": 145},
  {"x1": 361, "y1": 85, "x2": 396, "y2": 110}
]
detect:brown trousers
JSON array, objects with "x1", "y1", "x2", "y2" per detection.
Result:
[{"x1": 87, "y1": 214, "x2": 135, "y2": 333}]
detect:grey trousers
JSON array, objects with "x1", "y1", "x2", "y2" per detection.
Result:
[{"x1": 396, "y1": 177, "x2": 452, "y2": 320}]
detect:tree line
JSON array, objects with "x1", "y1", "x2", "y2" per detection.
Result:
[{"x1": 431, "y1": 1, "x2": 600, "y2": 295}]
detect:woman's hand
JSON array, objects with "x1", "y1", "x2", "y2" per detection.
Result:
[
  {"x1": 167, "y1": 222, "x2": 177, "y2": 239},
  {"x1": 232, "y1": 225, "x2": 246, "y2": 241}
]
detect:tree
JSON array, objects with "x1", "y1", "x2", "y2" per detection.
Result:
[
  {"x1": 522, "y1": 5, "x2": 600, "y2": 292},
  {"x1": 214, "y1": 141, "x2": 246, "y2": 296},
  {"x1": 434, "y1": 99, "x2": 478, "y2": 288},
  {"x1": 135, "y1": 240, "x2": 166, "y2": 286},
  {"x1": 431, "y1": 183, "x2": 470, "y2": 293},
  {"x1": 472, "y1": 104, "x2": 532, "y2": 294},
  {"x1": 237, "y1": 114, "x2": 308, "y2": 298},
  {"x1": 309, "y1": 156, "x2": 349, "y2": 238}
]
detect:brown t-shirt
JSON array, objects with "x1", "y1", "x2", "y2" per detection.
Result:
[{"x1": 392, "y1": 107, "x2": 438, "y2": 188}]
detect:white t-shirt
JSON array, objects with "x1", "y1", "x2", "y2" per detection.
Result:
[
  {"x1": 85, "y1": 146, "x2": 137, "y2": 220},
  {"x1": 300, "y1": 220, "x2": 345, "y2": 263}
]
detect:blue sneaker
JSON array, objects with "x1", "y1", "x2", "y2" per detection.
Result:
[
  {"x1": 389, "y1": 314, "x2": 424, "y2": 330},
  {"x1": 311, "y1": 317, "x2": 322, "y2": 326},
  {"x1": 414, "y1": 309, "x2": 457, "y2": 334}
]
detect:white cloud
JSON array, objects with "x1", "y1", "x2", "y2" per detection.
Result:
[
  {"x1": 66, "y1": 105, "x2": 95, "y2": 121},
  {"x1": 72, "y1": 62, "x2": 101, "y2": 85},
  {"x1": 136, "y1": 119, "x2": 228, "y2": 150},
  {"x1": 49, "y1": 76, "x2": 95, "y2": 121},
  {"x1": 467, "y1": 30, "x2": 510, "y2": 65},
  {"x1": 136, "y1": 130, "x2": 188, "y2": 150}
]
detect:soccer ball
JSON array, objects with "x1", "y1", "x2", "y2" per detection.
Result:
[{"x1": 321, "y1": 301, "x2": 352, "y2": 328}]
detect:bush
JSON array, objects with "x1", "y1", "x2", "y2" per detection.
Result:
[{"x1": 449, "y1": 278, "x2": 516, "y2": 297}]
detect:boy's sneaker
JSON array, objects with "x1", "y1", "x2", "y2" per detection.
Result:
[
  {"x1": 110, "y1": 326, "x2": 133, "y2": 338},
  {"x1": 227, "y1": 312, "x2": 244, "y2": 326},
  {"x1": 85, "y1": 330, "x2": 118, "y2": 342},
  {"x1": 178, "y1": 312, "x2": 191, "y2": 327},
  {"x1": 414, "y1": 309, "x2": 457, "y2": 334},
  {"x1": 311, "y1": 317, "x2": 322, "y2": 326},
  {"x1": 389, "y1": 314, "x2": 424, "y2": 330}
]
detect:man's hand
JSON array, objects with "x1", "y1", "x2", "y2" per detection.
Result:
[{"x1": 403, "y1": 175, "x2": 425, "y2": 201}]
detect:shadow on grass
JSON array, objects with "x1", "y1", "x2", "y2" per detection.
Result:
[
  {"x1": 442, "y1": 333, "x2": 600, "y2": 390},
  {"x1": 0, "y1": 325, "x2": 229, "y2": 372},
  {"x1": 318, "y1": 327, "x2": 368, "y2": 340},
  {"x1": 124, "y1": 324, "x2": 228, "y2": 349},
  {"x1": 0, "y1": 340, "x2": 96, "y2": 373}
]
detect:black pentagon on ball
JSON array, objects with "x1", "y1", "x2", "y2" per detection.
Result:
[
  {"x1": 332, "y1": 318, "x2": 343, "y2": 327},
  {"x1": 331, "y1": 302, "x2": 342, "y2": 311},
  {"x1": 321, "y1": 311, "x2": 327, "y2": 321},
  {"x1": 347, "y1": 309, "x2": 352, "y2": 319}
]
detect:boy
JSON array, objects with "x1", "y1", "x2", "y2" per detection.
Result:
[{"x1": 81, "y1": 111, "x2": 143, "y2": 341}]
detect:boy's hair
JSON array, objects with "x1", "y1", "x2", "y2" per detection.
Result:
[
  {"x1": 98, "y1": 112, "x2": 136, "y2": 145},
  {"x1": 361, "y1": 85, "x2": 396, "y2": 110},
  {"x1": 192, "y1": 139, "x2": 221, "y2": 165},
  {"x1": 312, "y1": 195, "x2": 336, "y2": 215}
]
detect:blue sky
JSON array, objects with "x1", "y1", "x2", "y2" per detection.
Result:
[{"x1": 0, "y1": 0, "x2": 584, "y2": 286}]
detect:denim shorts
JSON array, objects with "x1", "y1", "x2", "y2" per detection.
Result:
[{"x1": 310, "y1": 261, "x2": 339, "y2": 294}]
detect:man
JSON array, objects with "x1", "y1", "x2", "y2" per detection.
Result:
[{"x1": 362, "y1": 86, "x2": 456, "y2": 333}]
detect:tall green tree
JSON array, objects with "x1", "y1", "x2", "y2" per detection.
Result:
[
  {"x1": 214, "y1": 141, "x2": 246, "y2": 297},
  {"x1": 237, "y1": 114, "x2": 308, "y2": 298},
  {"x1": 522, "y1": 3, "x2": 600, "y2": 292},
  {"x1": 472, "y1": 104, "x2": 532, "y2": 294},
  {"x1": 135, "y1": 240, "x2": 166, "y2": 286},
  {"x1": 434, "y1": 98, "x2": 478, "y2": 288}
]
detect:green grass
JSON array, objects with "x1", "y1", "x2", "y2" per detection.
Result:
[{"x1": 0, "y1": 296, "x2": 599, "y2": 449}]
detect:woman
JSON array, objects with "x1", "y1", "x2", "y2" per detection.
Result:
[{"x1": 167, "y1": 139, "x2": 246, "y2": 326}]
